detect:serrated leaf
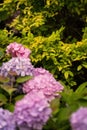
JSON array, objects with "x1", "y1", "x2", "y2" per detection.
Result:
[
  {"x1": 16, "y1": 75, "x2": 33, "y2": 83},
  {"x1": 0, "y1": 93, "x2": 7, "y2": 106}
]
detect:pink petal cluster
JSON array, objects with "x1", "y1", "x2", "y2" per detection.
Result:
[
  {"x1": 70, "y1": 107, "x2": 87, "y2": 130},
  {"x1": 13, "y1": 91, "x2": 52, "y2": 130},
  {"x1": 33, "y1": 67, "x2": 51, "y2": 76},
  {"x1": 6, "y1": 42, "x2": 31, "y2": 58},
  {"x1": 23, "y1": 68, "x2": 64, "y2": 101}
]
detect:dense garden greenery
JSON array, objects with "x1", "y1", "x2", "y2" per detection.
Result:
[{"x1": 0, "y1": 0, "x2": 87, "y2": 130}]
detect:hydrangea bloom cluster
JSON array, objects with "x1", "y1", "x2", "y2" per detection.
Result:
[
  {"x1": 6, "y1": 42, "x2": 31, "y2": 58},
  {"x1": 70, "y1": 107, "x2": 87, "y2": 130},
  {"x1": 23, "y1": 68, "x2": 64, "y2": 101},
  {"x1": 0, "y1": 57, "x2": 34, "y2": 77},
  {"x1": 13, "y1": 91, "x2": 52, "y2": 130},
  {"x1": 33, "y1": 67, "x2": 51, "y2": 76},
  {"x1": 0, "y1": 108, "x2": 16, "y2": 130},
  {"x1": 0, "y1": 43, "x2": 64, "y2": 130}
]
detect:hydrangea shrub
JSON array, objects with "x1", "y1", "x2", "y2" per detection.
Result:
[
  {"x1": 14, "y1": 91, "x2": 52, "y2": 130},
  {"x1": 0, "y1": 42, "x2": 63, "y2": 130},
  {"x1": 23, "y1": 67, "x2": 63, "y2": 101},
  {"x1": 0, "y1": 57, "x2": 34, "y2": 77},
  {"x1": 6, "y1": 42, "x2": 31, "y2": 58},
  {"x1": 0, "y1": 42, "x2": 87, "y2": 130}
]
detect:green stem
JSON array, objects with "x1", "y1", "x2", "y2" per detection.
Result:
[{"x1": 9, "y1": 94, "x2": 12, "y2": 104}]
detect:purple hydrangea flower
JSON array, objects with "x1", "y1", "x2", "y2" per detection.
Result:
[
  {"x1": 0, "y1": 57, "x2": 34, "y2": 77},
  {"x1": 23, "y1": 68, "x2": 64, "y2": 101},
  {"x1": 6, "y1": 42, "x2": 31, "y2": 58},
  {"x1": 0, "y1": 108, "x2": 16, "y2": 130},
  {"x1": 13, "y1": 91, "x2": 52, "y2": 130},
  {"x1": 70, "y1": 107, "x2": 87, "y2": 130}
]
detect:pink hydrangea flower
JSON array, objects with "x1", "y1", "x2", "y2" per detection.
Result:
[
  {"x1": 6, "y1": 42, "x2": 31, "y2": 58},
  {"x1": 33, "y1": 67, "x2": 51, "y2": 76},
  {"x1": 23, "y1": 68, "x2": 64, "y2": 101},
  {"x1": 13, "y1": 91, "x2": 52, "y2": 130},
  {"x1": 70, "y1": 107, "x2": 87, "y2": 130}
]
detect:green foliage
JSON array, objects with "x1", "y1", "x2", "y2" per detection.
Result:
[
  {"x1": 16, "y1": 75, "x2": 33, "y2": 83},
  {"x1": 45, "y1": 82, "x2": 87, "y2": 130},
  {"x1": 0, "y1": 74, "x2": 32, "y2": 111},
  {"x1": 0, "y1": 49, "x2": 4, "y2": 60},
  {"x1": 0, "y1": 0, "x2": 16, "y2": 21},
  {"x1": 0, "y1": 1, "x2": 87, "y2": 129},
  {"x1": 0, "y1": 29, "x2": 21, "y2": 48},
  {"x1": 0, "y1": 29, "x2": 22, "y2": 65},
  {"x1": 0, "y1": 93, "x2": 7, "y2": 106},
  {"x1": 27, "y1": 30, "x2": 87, "y2": 86},
  {"x1": 82, "y1": 27, "x2": 87, "y2": 40},
  {"x1": 0, "y1": 0, "x2": 87, "y2": 40},
  {"x1": 0, "y1": 1, "x2": 87, "y2": 86}
]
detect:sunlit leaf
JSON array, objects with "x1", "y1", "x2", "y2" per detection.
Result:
[
  {"x1": 14, "y1": 95, "x2": 24, "y2": 101},
  {"x1": 77, "y1": 65, "x2": 82, "y2": 71},
  {"x1": 75, "y1": 82, "x2": 87, "y2": 94},
  {"x1": 16, "y1": 75, "x2": 33, "y2": 83},
  {"x1": 0, "y1": 85, "x2": 17, "y2": 95}
]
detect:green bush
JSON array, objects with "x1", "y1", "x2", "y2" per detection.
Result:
[
  {"x1": 0, "y1": 0, "x2": 87, "y2": 41},
  {"x1": 26, "y1": 29, "x2": 87, "y2": 87},
  {"x1": 0, "y1": 1, "x2": 87, "y2": 130},
  {"x1": 0, "y1": 0, "x2": 87, "y2": 87}
]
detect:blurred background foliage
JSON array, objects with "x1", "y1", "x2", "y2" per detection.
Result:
[
  {"x1": 0, "y1": 0, "x2": 87, "y2": 87},
  {"x1": 0, "y1": 1, "x2": 87, "y2": 130}
]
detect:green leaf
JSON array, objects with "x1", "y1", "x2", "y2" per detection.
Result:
[
  {"x1": 0, "y1": 85, "x2": 17, "y2": 95},
  {"x1": 14, "y1": 95, "x2": 24, "y2": 101},
  {"x1": 56, "y1": 107, "x2": 71, "y2": 129},
  {"x1": 77, "y1": 98, "x2": 87, "y2": 107},
  {"x1": 82, "y1": 63, "x2": 87, "y2": 68},
  {"x1": 64, "y1": 71, "x2": 69, "y2": 79},
  {"x1": 0, "y1": 49, "x2": 4, "y2": 59},
  {"x1": 16, "y1": 75, "x2": 33, "y2": 83},
  {"x1": 0, "y1": 76, "x2": 10, "y2": 83},
  {"x1": 0, "y1": 93, "x2": 7, "y2": 106},
  {"x1": 75, "y1": 82, "x2": 87, "y2": 94},
  {"x1": 4, "y1": 104, "x2": 14, "y2": 112},
  {"x1": 77, "y1": 65, "x2": 82, "y2": 71},
  {"x1": 50, "y1": 98, "x2": 60, "y2": 115}
]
